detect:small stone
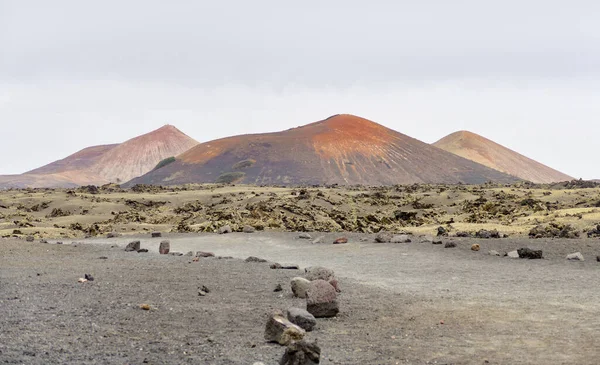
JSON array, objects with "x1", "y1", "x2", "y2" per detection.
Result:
[
  {"x1": 312, "y1": 236, "x2": 324, "y2": 244},
  {"x1": 280, "y1": 340, "x2": 321, "y2": 365},
  {"x1": 280, "y1": 265, "x2": 300, "y2": 270},
  {"x1": 432, "y1": 239, "x2": 443, "y2": 245},
  {"x1": 77, "y1": 278, "x2": 88, "y2": 283},
  {"x1": 159, "y1": 240, "x2": 170, "y2": 254},
  {"x1": 151, "y1": 231, "x2": 162, "y2": 238},
  {"x1": 299, "y1": 233, "x2": 312, "y2": 239},
  {"x1": 488, "y1": 250, "x2": 501, "y2": 256},
  {"x1": 106, "y1": 232, "x2": 120, "y2": 238},
  {"x1": 566, "y1": 252, "x2": 584, "y2": 261},
  {"x1": 25, "y1": 236, "x2": 34, "y2": 242},
  {"x1": 243, "y1": 225, "x2": 256, "y2": 233},
  {"x1": 56, "y1": 241, "x2": 63, "y2": 245},
  {"x1": 286, "y1": 307, "x2": 317, "y2": 332},
  {"x1": 333, "y1": 237, "x2": 348, "y2": 244},
  {"x1": 198, "y1": 285, "x2": 210, "y2": 296},
  {"x1": 84, "y1": 274, "x2": 94, "y2": 281},
  {"x1": 169, "y1": 252, "x2": 183, "y2": 256},
  {"x1": 437, "y1": 226, "x2": 448, "y2": 237},
  {"x1": 39, "y1": 239, "x2": 48, "y2": 244},
  {"x1": 291, "y1": 277, "x2": 311, "y2": 298},
  {"x1": 375, "y1": 232, "x2": 392, "y2": 243},
  {"x1": 304, "y1": 266, "x2": 335, "y2": 281},
  {"x1": 137, "y1": 248, "x2": 148, "y2": 253},
  {"x1": 140, "y1": 304, "x2": 151, "y2": 310},
  {"x1": 306, "y1": 280, "x2": 339, "y2": 318},
  {"x1": 218, "y1": 225, "x2": 232, "y2": 234},
  {"x1": 196, "y1": 251, "x2": 215, "y2": 258},
  {"x1": 98, "y1": 256, "x2": 108, "y2": 260},
  {"x1": 444, "y1": 241, "x2": 457, "y2": 248},
  {"x1": 271, "y1": 263, "x2": 283, "y2": 269},
  {"x1": 264, "y1": 311, "x2": 306, "y2": 345},
  {"x1": 391, "y1": 234, "x2": 411, "y2": 243},
  {"x1": 507, "y1": 250, "x2": 519, "y2": 258},
  {"x1": 471, "y1": 244, "x2": 480, "y2": 251},
  {"x1": 124, "y1": 240, "x2": 141, "y2": 252},
  {"x1": 517, "y1": 248, "x2": 543, "y2": 259},
  {"x1": 185, "y1": 251, "x2": 194, "y2": 256},
  {"x1": 274, "y1": 284, "x2": 283, "y2": 292},
  {"x1": 245, "y1": 256, "x2": 267, "y2": 263}
]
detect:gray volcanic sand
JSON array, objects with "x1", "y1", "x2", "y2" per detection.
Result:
[{"x1": 2, "y1": 233, "x2": 600, "y2": 364}]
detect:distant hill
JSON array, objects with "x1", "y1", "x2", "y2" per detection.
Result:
[
  {"x1": 0, "y1": 125, "x2": 198, "y2": 189},
  {"x1": 127, "y1": 114, "x2": 519, "y2": 186},
  {"x1": 433, "y1": 131, "x2": 573, "y2": 183}
]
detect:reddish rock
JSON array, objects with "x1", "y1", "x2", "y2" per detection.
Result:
[
  {"x1": 333, "y1": 237, "x2": 348, "y2": 244},
  {"x1": 306, "y1": 280, "x2": 339, "y2": 318},
  {"x1": 159, "y1": 240, "x2": 170, "y2": 255}
]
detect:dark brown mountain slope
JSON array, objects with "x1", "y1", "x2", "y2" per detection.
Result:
[
  {"x1": 127, "y1": 114, "x2": 520, "y2": 186},
  {"x1": 433, "y1": 131, "x2": 573, "y2": 183}
]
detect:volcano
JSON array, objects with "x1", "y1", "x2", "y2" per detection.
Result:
[
  {"x1": 433, "y1": 131, "x2": 572, "y2": 183},
  {"x1": 127, "y1": 114, "x2": 519, "y2": 186}
]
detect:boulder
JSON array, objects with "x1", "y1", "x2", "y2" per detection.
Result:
[
  {"x1": 390, "y1": 234, "x2": 411, "y2": 243},
  {"x1": 264, "y1": 311, "x2": 305, "y2": 345},
  {"x1": 471, "y1": 244, "x2": 480, "y2": 251},
  {"x1": 286, "y1": 307, "x2": 317, "y2": 332},
  {"x1": 218, "y1": 225, "x2": 232, "y2": 234},
  {"x1": 151, "y1": 231, "x2": 162, "y2": 238},
  {"x1": 159, "y1": 240, "x2": 170, "y2": 255},
  {"x1": 124, "y1": 240, "x2": 141, "y2": 252},
  {"x1": 304, "y1": 266, "x2": 335, "y2": 282},
  {"x1": 333, "y1": 237, "x2": 348, "y2": 244},
  {"x1": 375, "y1": 232, "x2": 392, "y2": 243},
  {"x1": 196, "y1": 251, "x2": 215, "y2": 258},
  {"x1": 444, "y1": 241, "x2": 457, "y2": 248},
  {"x1": 306, "y1": 280, "x2": 339, "y2": 318},
  {"x1": 243, "y1": 225, "x2": 256, "y2": 233},
  {"x1": 566, "y1": 252, "x2": 584, "y2": 261},
  {"x1": 298, "y1": 233, "x2": 312, "y2": 239},
  {"x1": 517, "y1": 248, "x2": 543, "y2": 259},
  {"x1": 279, "y1": 340, "x2": 321, "y2": 365},
  {"x1": 291, "y1": 277, "x2": 311, "y2": 298}
]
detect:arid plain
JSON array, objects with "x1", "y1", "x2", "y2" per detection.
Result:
[{"x1": 2, "y1": 182, "x2": 600, "y2": 364}]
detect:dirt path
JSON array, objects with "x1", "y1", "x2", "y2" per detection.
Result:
[{"x1": 2, "y1": 234, "x2": 600, "y2": 364}]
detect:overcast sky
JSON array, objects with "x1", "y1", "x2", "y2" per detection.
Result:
[{"x1": 1, "y1": 1, "x2": 599, "y2": 178}]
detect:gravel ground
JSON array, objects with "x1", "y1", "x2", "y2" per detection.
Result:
[{"x1": 2, "y1": 233, "x2": 600, "y2": 364}]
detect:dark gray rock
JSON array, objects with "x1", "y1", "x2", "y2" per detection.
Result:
[
  {"x1": 444, "y1": 241, "x2": 457, "y2": 248},
  {"x1": 517, "y1": 248, "x2": 543, "y2": 259},
  {"x1": 245, "y1": 256, "x2": 267, "y2": 263},
  {"x1": 437, "y1": 226, "x2": 448, "y2": 237},
  {"x1": 286, "y1": 307, "x2": 317, "y2": 332},
  {"x1": 137, "y1": 249, "x2": 148, "y2": 253},
  {"x1": 375, "y1": 232, "x2": 392, "y2": 243},
  {"x1": 242, "y1": 225, "x2": 256, "y2": 233},
  {"x1": 196, "y1": 251, "x2": 215, "y2": 258},
  {"x1": 124, "y1": 240, "x2": 141, "y2": 252},
  {"x1": 280, "y1": 340, "x2": 321, "y2": 365},
  {"x1": 25, "y1": 236, "x2": 34, "y2": 242},
  {"x1": 151, "y1": 231, "x2": 162, "y2": 238}
]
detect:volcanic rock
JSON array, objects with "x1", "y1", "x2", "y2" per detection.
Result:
[
  {"x1": 471, "y1": 244, "x2": 480, "y2": 251},
  {"x1": 218, "y1": 225, "x2": 232, "y2": 234},
  {"x1": 391, "y1": 234, "x2": 411, "y2": 243},
  {"x1": 245, "y1": 256, "x2": 268, "y2": 263},
  {"x1": 286, "y1": 307, "x2": 317, "y2": 332},
  {"x1": 242, "y1": 225, "x2": 256, "y2": 233},
  {"x1": 375, "y1": 232, "x2": 392, "y2": 243},
  {"x1": 298, "y1": 233, "x2": 312, "y2": 239},
  {"x1": 304, "y1": 266, "x2": 335, "y2": 282},
  {"x1": 306, "y1": 280, "x2": 339, "y2": 318},
  {"x1": 566, "y1": 252, "x2": 584, "y2": 261},
  {"x1": 196, "y1": 251, "x2": 215, "y2": 258},
  {"x1": 444, "y1": 241, "x2": 457, "y2": 248},
  {"x1": 124, "y1": 240, "x2": 141, "y2": 252},
  {"x1": 291, "y1": 277, "x2": 311, "y2": 299},
  {"x1": 333, "y1": 237, "x2": 348, "y2": 244},
  {"x1": 517, "y1": 248, "x2": 543, "y2": 259},
  {"x1": 151, "y1": 231, "x2": 162, "y2": 238},
  {"x1": 507, "y1": 250, "x2": 519, "y2": 258},
  {"x1": 280, "y1": 340, "x2": 321, "y2": 365},
  {"x1": 159, "y1": 240, "x2": 170, "y2": 255},
  {"x1": 264, "y1": 311, "x2": 305, "y2": 345}
]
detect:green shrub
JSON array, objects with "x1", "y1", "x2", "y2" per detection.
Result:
[
  {"x1": 216, "y1": 172, "x2": 246, "y2": 184},
  {"x1": 232, "y1": 159, "x2": 256, "y2": 170},
  {"x1": 153, "y1": 156, "x2": 176, "y2": 171}
]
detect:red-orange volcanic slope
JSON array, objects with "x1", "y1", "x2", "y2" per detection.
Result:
[
  {"x1": 0, "y1": 125, "x2": 198, "y2": 189},
  {"x1": 127, "y1": 115, "x2": 519, "y2": 186},
  {"x1": 433, "y1": 131, "x2": 573, "y2": 183}
]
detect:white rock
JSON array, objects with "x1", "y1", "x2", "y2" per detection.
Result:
[
  {"x1": 291, "y1": 277, "x2": 311, "y2": 298},
  {"x1": 507, "y1": 250, "x2": 519, "y2": 258},
  {"x1": 390, "y1": 234, "x2": 411, "y2": 243},
  {"x1": 566, "y1": 252, "x2": 584, "y2": 261}
]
